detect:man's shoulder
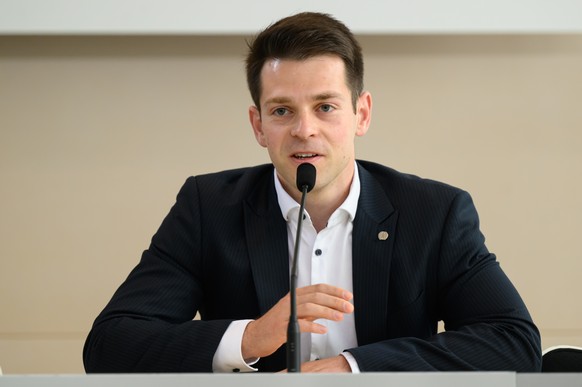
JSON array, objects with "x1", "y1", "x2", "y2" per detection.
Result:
[
  {"x1": 183, "y1": 164, "x2": 274, "y2": 200},
  {"x1": 357, "y1": 160, "x2": 465, "y2": 203},
  {"x1": 357, "y1": 160, "x2": 475, "y2": 223},
  {"x1": 194, "y1": 164, "x2": 273, "y2": 183}
]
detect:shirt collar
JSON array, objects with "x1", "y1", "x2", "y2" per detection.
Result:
[{"x1": 274, "y1": 162, "x2": 360, "y2": 223}]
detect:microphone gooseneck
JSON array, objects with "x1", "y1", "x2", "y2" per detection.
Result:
[{"x1": 287, "y1": 163, "x2": 316, "y2": 373}]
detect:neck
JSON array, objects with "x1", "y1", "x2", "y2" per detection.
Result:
[
  {"x1": 306, "y1": 199, "x2": 342, "y2": 233},
  {"x1": 302, "y1": 172, "x2": 354, "y2": 233},
  {"x1": 278, "y1": 162, "x2": 356, "y2": 233}
]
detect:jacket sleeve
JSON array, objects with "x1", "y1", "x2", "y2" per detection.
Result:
[
  {"x1": 83, "y1": 177, "x2": 232, "y2": 373},
  {"x1": 348, "y1": 191, "x2": 542, "y2": 371}
]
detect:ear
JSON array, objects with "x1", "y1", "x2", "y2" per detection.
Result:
[
  {"x1": 355, "y1": 91, "x2": 372, "y2": 137},
  {"x1": 249, "y1": 105, "x2": 267, "y2": 148}
]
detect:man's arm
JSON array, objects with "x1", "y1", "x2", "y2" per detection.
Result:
[
  {"x1": 347, "y1": 191, "x2": 541, "y2": 371},
  {"x1": 83, "y1": 175, "x2": 355, "y2": 373},
  {"x1": 83, "y1": 177, "x2": 233, "y2": 372}
]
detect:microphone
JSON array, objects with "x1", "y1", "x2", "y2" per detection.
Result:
[{"x1": 287, "y1": 163, "x2": 316, "y2": 373}]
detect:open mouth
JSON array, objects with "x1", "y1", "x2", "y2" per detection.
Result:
[{"x1": 293, "y1": 153, "x2": 318, "y2": 160}]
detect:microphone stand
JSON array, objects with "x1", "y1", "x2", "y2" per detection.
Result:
[{"x1": 287, "y1": 183, "x2": 308, "y2": 373}]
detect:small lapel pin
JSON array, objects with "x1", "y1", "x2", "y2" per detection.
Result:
[{"x1": 378, "y1": 231, "x2": 389, "y2": 241}]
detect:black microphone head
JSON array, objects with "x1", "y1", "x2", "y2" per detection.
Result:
[{"x1": 296, "y1": 163, "x2": 316, "y2": 193}]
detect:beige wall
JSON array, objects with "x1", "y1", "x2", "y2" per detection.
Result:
[{"x1": 0, "y1": 35, "x2": 581, "y2": 374}]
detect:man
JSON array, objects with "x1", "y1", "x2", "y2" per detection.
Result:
[{"x1": 83, "y1": 12, "x2": 541, "y2": 373}]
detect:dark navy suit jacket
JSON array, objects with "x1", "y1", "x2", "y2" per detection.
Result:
[{"x1": 83, "y1": 161, "x2": 541, "y2": 372}]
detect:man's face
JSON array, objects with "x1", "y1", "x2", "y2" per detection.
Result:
[{"x1": 249, "y1": 55, "x2": 371, "y2": 200}]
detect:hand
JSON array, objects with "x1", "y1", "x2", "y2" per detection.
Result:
[
  {"x1": 300, "y1": 355, "x2": 352, "y2": 373},
  {"x1": 241, "y1": 283, "x2": 354, "y2": 360},
  {"x1": 277, "y1": 355, "x2": 352, "y2": 373}
]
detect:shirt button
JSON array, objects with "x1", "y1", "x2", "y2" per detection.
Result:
[{"x1": 315, "y1": 249, "x2": 322, "y2": 256}]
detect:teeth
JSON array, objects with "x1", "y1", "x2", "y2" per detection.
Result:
[{"x1": 294, "y1": 153, "x2": 317, "y2": 159}]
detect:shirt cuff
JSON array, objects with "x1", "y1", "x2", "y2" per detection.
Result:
[
  {"x1": 212, "y1": 319, "x2": 259, "y2": 373},
  {"x1": 341, "y1": 351, "x2": 360, "y2": 373}
]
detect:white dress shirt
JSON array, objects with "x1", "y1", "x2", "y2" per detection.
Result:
[{"x1": 212, "y1": 164, "x2": 361, "y2": 372}]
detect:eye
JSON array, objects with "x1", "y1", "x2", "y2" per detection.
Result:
[
  {"x1": 274, "y1": 107, "x2": 288, "y2": 116},
  {"x1": 319, "y1": 104, "x2": 335, "y2": 113}
]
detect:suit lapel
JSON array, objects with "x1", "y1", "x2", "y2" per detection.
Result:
[
  {"x1": 244, "y1": 169, "x2": 290, "y2": 315},
  {"x1": 352, "y1": 163, "x2": 398, "y2": 345}
]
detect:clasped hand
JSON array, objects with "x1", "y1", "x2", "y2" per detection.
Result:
[{"x1": 241, "y1": 283, "x2": 354, "y2": 362}]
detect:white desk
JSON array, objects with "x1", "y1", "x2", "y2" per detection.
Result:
[{"x1": 0, "y1": 372, "x2": 580, "y2": 387}]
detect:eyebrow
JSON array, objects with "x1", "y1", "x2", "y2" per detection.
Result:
[
  {"x1": 313, "y1": 92, "x2": 342, "y2": 101},
  {"x1": 264, "y1": 92, "x2": 343, "y2": 106},
  {"x1": 264, "y1": 96, "x2": 292, "y2": 105}
]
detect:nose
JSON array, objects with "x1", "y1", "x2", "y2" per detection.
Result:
[{"x1": 290, "y1": 111, "x2": 318, "y2": 140}]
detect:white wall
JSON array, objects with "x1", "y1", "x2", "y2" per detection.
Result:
[{"x1": 2, "y1": 0, "x2": 582, "y2": 34}]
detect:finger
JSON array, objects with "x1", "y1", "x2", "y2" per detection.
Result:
[
  {"x1": 298, "y1": 320, "x2": 328, "y2": 335},
  {"x1": 297, "y1": 283, "x2": 353, "y2": 301},
  {"x1": 298, "y1": 290, "x2": 355, "y2": 315},
  {"x1": 297, "y1": 299, "x2": 354, "y2": 323}
]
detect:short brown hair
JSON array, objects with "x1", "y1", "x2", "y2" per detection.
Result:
[{"x1": 245, "y1": 12, "x2": 364, "y2": 112}]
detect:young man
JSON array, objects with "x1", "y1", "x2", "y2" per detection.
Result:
[{"x1": 83, "y1": 12, "x2": 541, "y2": 373}]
